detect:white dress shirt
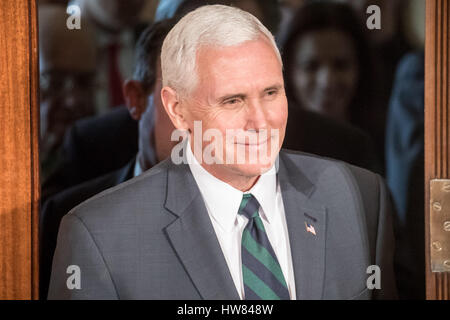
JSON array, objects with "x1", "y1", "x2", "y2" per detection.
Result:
[
  {"x1": 186, "y1": 140, "x2": 297, "y2": 300},
  {"x1": 133, "y1": 157, "x2": 143, "y2": 178}
]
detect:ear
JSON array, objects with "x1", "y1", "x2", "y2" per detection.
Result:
[
  {"x1": 161, "y1": 86, "x2": 190, "y2": 130},
  {"x1": 123, "y1": 79, "x2": 147, "y2": 120}
]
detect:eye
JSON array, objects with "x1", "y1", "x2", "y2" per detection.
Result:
[
  {"x1": 226, "y1": 98, "x2": 240, "y2": 104},
  {"x1": 299, "y1": 60, "x2": 319, "y2": 73},
  {"x1": 223, "y1": 97, "x2": 243, "y2": 106},
  {"x1": 263, "y1": 88, "x2": 279, "y2": 100}
]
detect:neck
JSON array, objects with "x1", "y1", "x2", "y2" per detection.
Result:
[
  {"x1": 137, "y1": 152, "x2": 147, "y2": 171},
  {"x1": 137, "y1": 148, "x2": 157, "y2": 172},
  {"x1": 202, "y1": 163, "x2": 261, "y2": 192}
]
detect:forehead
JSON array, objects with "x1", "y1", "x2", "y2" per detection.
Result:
[{"x1": 194, "y1": 38, "x2": 283, "y2": 95}]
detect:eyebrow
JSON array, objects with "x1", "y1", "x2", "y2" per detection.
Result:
[
  {"x1": 218, "y1": 93, "x2": 246, "y2": 103},
  {"x1": 217, "y1": 84, "x2": 283, "y2": 102},
  {"x1": 263, "y1": 84, "x2": 283, "y2": 92}
]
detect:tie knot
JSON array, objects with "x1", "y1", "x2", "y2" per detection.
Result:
[{"x1": 238, "y1": 194, "x2": 260, "y2": 220}]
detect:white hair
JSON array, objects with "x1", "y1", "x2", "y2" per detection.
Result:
[{"x1": 160, "y1": 4, "x2": 282, "y2": 98}]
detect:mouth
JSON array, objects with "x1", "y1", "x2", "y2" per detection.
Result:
[{"x1": 234, "y1": 137, "x2": 271, "y2": 146}]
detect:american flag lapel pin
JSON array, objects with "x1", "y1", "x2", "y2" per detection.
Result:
[{"x1": 304, "y1": 221, "x2": 317, "y2": 236}]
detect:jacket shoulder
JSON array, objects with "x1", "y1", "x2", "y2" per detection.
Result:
[
  {"x1": 65, "y1": 159, "x2": 170, "y2": 223},
  {"x1": 280, "y1": 149, "x2": 382, "y2": 216},
  {"x1": 280, "y1": 148, "x2": 379, "y2": 181}
]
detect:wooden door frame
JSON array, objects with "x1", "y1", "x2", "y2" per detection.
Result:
[
  {"x1": 0, "y1": 0, "x2": 39, "y2": 299},
  {"x1": 425, "y1": 0, "x2": 450, "y2": 300}
]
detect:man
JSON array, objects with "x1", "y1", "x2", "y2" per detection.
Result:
[
  {"x1": 41, "y1": 19, "x2": 177, "y2": 299},
  {"x1": 49, "y1": 5, "x2": 396, "y2": 299},
  {"x1": 39, "y1": 4, "x2": 97, "y2": 182}
]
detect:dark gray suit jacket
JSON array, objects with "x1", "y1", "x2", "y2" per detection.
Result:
[
  {"x1": 48, "y1": 149, "x2": 397, "y2": 299},
  {"x1": 40, "y1": 159, "x2": 136, "y2": 300}
]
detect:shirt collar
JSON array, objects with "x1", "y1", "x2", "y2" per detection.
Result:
[
  {"x1": 248, "y1": 164, "x2": 277, "y2": 225},
  {"x1": 186, "y1": 139, "x2": 277, "y2": 232},
  {"x1": 133, "y1": 158, "x2": 142, "y2": 178}
]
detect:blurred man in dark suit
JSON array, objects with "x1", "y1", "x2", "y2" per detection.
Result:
[{"x1": 40, "y1": 19, "x2": 178, "y2": 299}]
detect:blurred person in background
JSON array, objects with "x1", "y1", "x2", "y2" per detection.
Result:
[
  {"x1": 385, "y1": 52, "x2": 425, "y2": 300},
  {"x1": 384, "y1": 0, "x2": 425, "y2": 300},
  {"x1": 40, "y1": 0, "x2": 154, "y2": 198},
  {"x1": 70, "y1": 0, "x2": 148, "y2": 113},
  {"x1": 283, "y1": 2, "x2": 372, "y2": 125},
  {"x1": 281, "y1": 2, "x2": 384, "y2": 170},
  {"x1": 40, "y1": 19, "x2": 178, "y2": 299},
  {"x1": 39, "y1": 4, "x2": 97, "y2": 182}
]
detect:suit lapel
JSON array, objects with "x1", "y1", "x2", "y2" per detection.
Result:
[
  {"x1": 163, "y1": 157, "x2": 240, "y2": 300},
  {"x1": 278, "y1": 152, "x2": 327, "y2": 299}
]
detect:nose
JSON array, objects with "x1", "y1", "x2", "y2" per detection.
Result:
[
  {"x1": 316, "y1": 66, "x2": 336, "y2": 91},
  {"x1": 244, "y1": 97, "x2": 268, "y2": 131},
  {"x1": 62, "y1": 91, "x2": 85, "y2": 116}
]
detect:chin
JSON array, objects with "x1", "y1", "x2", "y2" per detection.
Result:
[{"x1": 228, "y1": 160, "x2": 276, "y2": 178}]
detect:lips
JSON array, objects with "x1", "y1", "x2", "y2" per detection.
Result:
[{"x1": 233, "y1": 137, "x2": 271, "y2": 146}]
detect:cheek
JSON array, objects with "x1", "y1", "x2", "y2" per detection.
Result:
[
  {"x1": 293, "y1": 71, "x2": 317, "y2": 107},
  {"x1": 339, "y1": 59, "x2": 359, "y2": 88},
  {"x1": 337, "y1": 68, "x2": 359, "y2": 103},
  {"x1": 294, "y1": 70, "x2": 312, "y2": 93},
  {"x1": 346, "y1": 68, "x2": 359, "y2": 91},
  {"x1": 268, "y1": 98, "x2": 288, "y2": 130},
  {"x1": 195, "y1": 106, "x2": 246, "y2": 133}
]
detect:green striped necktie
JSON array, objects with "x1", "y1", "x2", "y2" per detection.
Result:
[{"x1": 239, "y1": 193, "x2": 290, "y2": 300}]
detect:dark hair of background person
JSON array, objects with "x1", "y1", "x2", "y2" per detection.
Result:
[
  {"x1": 282, "y1": 1, "x2": 374, "y2": 129},
  {"x1": 172, "y1": 0, "x2": 281, "y2": 34},
  {"x1": 132, "y1": 18, "x2": 177, "y2": 92}
]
